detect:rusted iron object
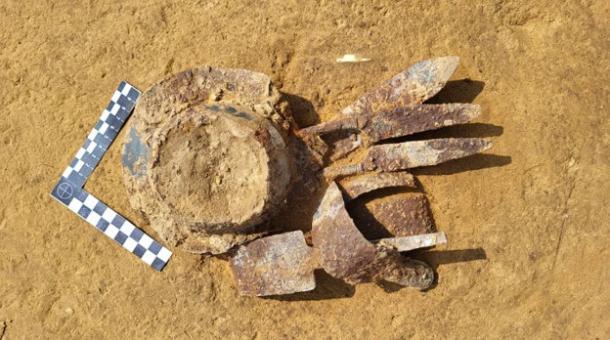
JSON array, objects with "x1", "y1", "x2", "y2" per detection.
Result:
[
  {"x1": 339, "y1": 172, "x2": 417, "y2": 199},
  {"x1": 230, "y1": 231, "x2": 317, "y2": 296},
  {"x1": 302, "y1": 103, "x2": 480, "y2": 144},
  {"x1": 341, "y1": 56, "x2": 459, "y2": 116},
  {"x1": 119, "y1": 56, "x2": 493, "y2": 296},
  {"x1": 348, "y1": 193, "x2": 435, "y2": 237},
  {"x1": 230, "y1": 183, "x2": 446, "y2": 296},
  {"x1": 311, "y1": 182, "x2": 436, "y2": 288},
  {"x1": 375, "y1": 232, "x2": 447, "y2": 252},
  {"x1": 323, "y1": 132, "x2": 363, "y2": 162},
  {"x1": 305, "y1": 57, "x2": 475, "y2": 160},
  {"x1": 324, "y1": 138, "x2": 492, "y2": 178},
  {"x1": 311, "y1": 182, "x2": 379, "y2": 283}
]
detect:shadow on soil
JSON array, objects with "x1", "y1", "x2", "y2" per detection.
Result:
[
  {"x1": 427, "y1": 79, "x2": 486, "y2": 104},
  {"x1": 265, "y1": 270, "x2": 356, "y2": 301},
  {"x1": 377, "y1": 248, "x2": 488, "y2": 293},
  {"x1": 266, "y1": 248, "x2": 488, "y2": 300},
  {"x1": 283, "y1": 92, "x2": 320, "y2": 128}
]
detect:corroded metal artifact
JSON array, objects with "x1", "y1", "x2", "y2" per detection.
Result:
[{"x1": 121, "y1": 56, "x2": 491, "y2": 296}]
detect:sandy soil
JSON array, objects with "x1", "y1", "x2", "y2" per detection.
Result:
[{"x1": 1, "y1": 1, "x2": 609, "y2": 339}]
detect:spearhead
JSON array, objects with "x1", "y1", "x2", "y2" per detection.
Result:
[{"x1": 341, "y1": 56, "x2": 460, "y2": 116}]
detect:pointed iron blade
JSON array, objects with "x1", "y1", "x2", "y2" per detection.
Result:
[
  {"x1": 362, "y1": 138, "x2": 492, "y2": 172},
  {"x1": 302, "y1": 103, "x2": 479, "y2": 141},
  {"x1": 341, "y1": 56, "x2": 460, "y2": 116},
  {"x1": 323, "y1": 138, "x2": 492, "y2": 178},
  {"x1": 360, "y1": 103, "x2": 480, "y2": 143}
]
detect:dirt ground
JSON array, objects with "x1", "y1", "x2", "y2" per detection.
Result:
[{"x1": 1, "y1": 1, "x2": 609, "y2": 339}]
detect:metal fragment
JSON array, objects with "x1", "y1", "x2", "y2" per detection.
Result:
[
  {"x1": 327, "y1": 133, "x2": 363, "y2": 161},
  {"x1": 312, "y1": 182, "x2": 377, "y2": 284},
  {"x1": 372, "y1": 253, "x2": 435, "y2": 289},
  {"x1": 360, "y1": 104, "x2": 480, "y2": 142},
  {"x1": 363, "y1": 138, "x2": 492, "y2": 171},
  {"x1": 339, "y1": 172, "x2": 417, "y2": 199},
  {"x1": 312, "y1": 182, "x2": 436, "y2": 289},
  {"x1": 230, "y1": 230, "x2": 317, "y2": 296},
  {"x1": 324, "y1": 138, "x2": 492, "y2": 178},
  {"x1": 348, "y1": 193, "x2": 435, "y2": 237},
  {"x1": 303, "y1": 104, "x2": 480, "y2": 143},
  {"x1": 341, "y1": 56, "x2": 460, "y2": 116},
  {"x1": 375, "y1": 232, "x2": 448, "y2": 252}
]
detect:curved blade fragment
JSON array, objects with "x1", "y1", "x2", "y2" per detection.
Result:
[
  {"x1": 312, "y1": 182, "x2": 377, "y2": 283},
  {"x1": 311, "y1": 182, "x2": 435, "y2": 289},
  {"x1": 339, "y1": 172, "x2": 417, "y2": 200},
  {"x1": 341, "y1": 56, "x2": 460, "y2": 116}
]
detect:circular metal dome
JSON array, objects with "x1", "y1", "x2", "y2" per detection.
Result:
[{"x1": 121, "y1": 67, "x2": 293, "y2": 254}]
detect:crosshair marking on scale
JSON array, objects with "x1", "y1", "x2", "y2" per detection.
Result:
[
  {"x1": 56, "y1": 182, "x2": 74, "y2": 200},
  {"x1": 50, "y1": 81, "x2": 172, "y2": 271}
]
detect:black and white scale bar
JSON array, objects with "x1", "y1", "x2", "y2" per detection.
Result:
[
  {"x1": 51, "y1": 81, "x2": 172, "y2": 271},
  {"x1": 61, "y1": 81, "x2": 140, "y2": 188},
  {"x1": 51, "y1": 178, "x2": 171, "y2": 270}
]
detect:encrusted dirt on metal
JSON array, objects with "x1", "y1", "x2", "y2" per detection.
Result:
[
  {"x1": 349, "y1": 193, "x2": 435, "y2": 238},
  {"x1": 121, "y1": 67, "x2": 294, "y2": 254},
  {"x1": 311, "y1": 182, "x2": 435, "y2": 289},
  {"x1": 339, "y1": 172, "x2": 417, "y2": 199},
  {"x1": 121, "y1": 57, "x2": 492, "y2": 295},
  {"x1": 230, "y1": 231, "x2": 317, "y2": 296},
  {"x1": 341, "y1": 56, "x2": 460, "y2": 116},
  {"x1": 7, "y1": 2, "x2": 608, "y2": 337}
]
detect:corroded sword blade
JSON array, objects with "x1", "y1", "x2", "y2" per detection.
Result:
[{"x1": 341, "y1": 56, "x2": 460, "y2": 116}]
